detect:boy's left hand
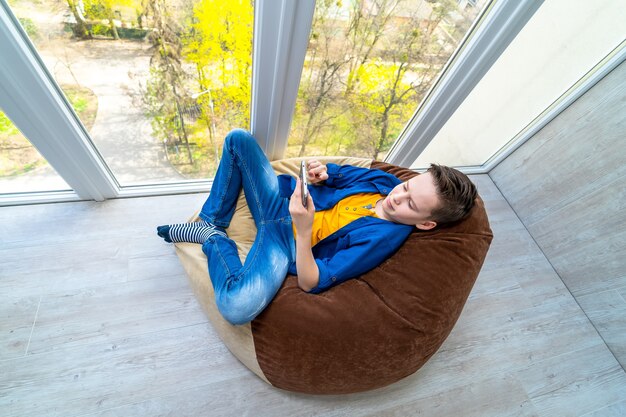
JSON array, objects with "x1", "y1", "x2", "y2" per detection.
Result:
[{"x1": 305, "y1": 160, "x2": 328, "y2": 185}]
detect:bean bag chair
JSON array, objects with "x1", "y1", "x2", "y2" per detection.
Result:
[{"x1": 174, "y1": 157, "x2": 492, "y2": 394}]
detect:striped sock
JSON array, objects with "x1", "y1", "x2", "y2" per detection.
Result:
[
  {"x1": 165, "y1": 220, "x2": 214, "y2": 229},
  {"x1": 156, "y1": 222, "x2": 226, "y2": 243},
  {"x1": 156, "y1": 220, "x2": 212, "y2": 242}
]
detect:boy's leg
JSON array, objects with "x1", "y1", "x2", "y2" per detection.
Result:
[
  {"x1": 203, "y1": 218, "x2": 294, "y2": 325},
  {"x1": 157, "y1": 128, "x2": 281, "y2": 243},
  {"x1": 199, "y1": 128, "x2": 287, "y2": 226},
  {"x1": 197, "y1": 129, "x2": 295, "y2": 324}
]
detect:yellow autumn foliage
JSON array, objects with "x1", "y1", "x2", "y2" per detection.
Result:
[{"x1": 185, "y1": 0, "x2": 253, "y2": 126}]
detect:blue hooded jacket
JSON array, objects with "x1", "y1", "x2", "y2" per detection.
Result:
[{"x1": 278, "y1": 163, "x2": 415, "y2": 293}]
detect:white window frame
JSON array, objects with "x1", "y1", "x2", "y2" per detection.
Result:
[{"x1": 251, "y1": 0, "x2": 315, "y2": 161}]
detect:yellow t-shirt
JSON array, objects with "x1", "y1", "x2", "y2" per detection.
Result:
[{"x1": 294, "y1": 193, "x2": 383, "y2": 247}]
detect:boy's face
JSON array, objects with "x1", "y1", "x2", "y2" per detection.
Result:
[{"x1": 379, "y1": 172, "x2": 440, "y2": 230}]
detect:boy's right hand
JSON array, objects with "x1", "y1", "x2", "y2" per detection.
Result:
[{"x1": 289, "y1": 177, "x2": 315, "y2": 235}]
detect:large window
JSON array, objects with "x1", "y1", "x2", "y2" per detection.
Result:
[
  {"x1": 5, "y1": 0, "x2": 253, "y2": 187},
  {"x1": 1, "y1": 0, "x2": 551, "y2": 204},
  {"x1": 287, "y1": 0, "x2": 488, "y2": 160}
]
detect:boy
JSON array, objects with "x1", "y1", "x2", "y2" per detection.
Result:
[{"x1": 157, "y1": 129, "x2": 476, "y2": 325}]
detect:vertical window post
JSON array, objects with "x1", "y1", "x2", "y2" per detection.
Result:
[{"x1": 250, "y1": 0, "x2": 316, "y2": 160}]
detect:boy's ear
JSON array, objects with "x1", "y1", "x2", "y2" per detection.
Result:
[{"x1": 415, "y1": 220, "x2": 437, "y2": 231}]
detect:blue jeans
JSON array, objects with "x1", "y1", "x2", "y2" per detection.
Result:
[{"x1": 199, "y1": 129, "x2": 296, "y2": 325}]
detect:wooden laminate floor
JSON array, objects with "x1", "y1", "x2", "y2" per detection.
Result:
[{"x1": 1, "y1": 175, "x2": 625, "y2": 417}]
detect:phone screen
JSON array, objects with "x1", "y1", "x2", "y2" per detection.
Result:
[{"x1": 300, "y1": 161, "x2": 308, "y2": 207}]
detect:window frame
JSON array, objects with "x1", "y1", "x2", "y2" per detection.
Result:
[{"x1": 0, "y1": 0, "x2": 567, "y2": 205}]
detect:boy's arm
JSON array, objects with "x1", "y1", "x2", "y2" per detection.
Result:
[
  {"x1": 294, "y1": 229, "x2": 319, "y2": 292},
  {"x1": 324, "y1": 164, "x2": 397, "y2": 189},
  {"x1": 289, "y1": 177, "x2": 320, "y2": 291},
  {"x1": 277, "y1": 163, "x2": 397, "y2": 196},
  {"x1": 307, "y1": 225, "x2": 413, "y2": 294}
]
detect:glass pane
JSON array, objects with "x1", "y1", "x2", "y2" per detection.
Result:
[
  {"x1": 8, "y1": 0, "x2": 253, "y2": 185},
  {"x1": 287, "y1": 0, "x2": 488, "y2": 160},
  {"x1": 411, "y1": 0, "x2": 626, "y2": 168},
  {"x1": 0, "y1": 110, "x2": 72, "y2": 193}
]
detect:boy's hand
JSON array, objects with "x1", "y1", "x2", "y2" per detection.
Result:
[
  {"x1": 305, "y1": 160, "x2": 328, "y2": 185},
  {"x1": 289, "y1": 177, "x2": 320, "y2": 292},
  {"x1": 289, "y1": 177, "x2": 315, "y2": 235}
]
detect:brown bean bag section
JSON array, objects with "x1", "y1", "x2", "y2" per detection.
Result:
[{"x1": 175, "y1": 159, "x2": 492, "y2": 395}]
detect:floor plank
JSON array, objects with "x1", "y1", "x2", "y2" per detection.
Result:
[
  {"x1": 576, "y1": 289, "x2": 626, "y2": 366},
  {"x1": 25, "y1": 275, "x2": 207, "y2": 355},
  {"x1": 517, "y1": 343, "x2": 626, "y2": 417},
  {"x1": 0, "y1": 295, "x2": 40, "y2": 361},
  {"x1": 1, "y1": 324, "x2": 246, "y2": 416},
  {"x1": 581, "y1": 400, "x2": 626, "y2": 417}
]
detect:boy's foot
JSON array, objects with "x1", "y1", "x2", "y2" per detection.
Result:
[{"x1": 156, "y1": 221, "x2": 227, "y2": 243}]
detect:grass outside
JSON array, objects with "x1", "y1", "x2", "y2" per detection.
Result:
[
  {"x1": 163, "y1": 123, "x2": 227, "y2": 180},
  {"x1": 0, "y1": 85, "x2": 98, "y2": 177}
]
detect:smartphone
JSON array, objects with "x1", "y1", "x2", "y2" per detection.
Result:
[{"x1": 299, "y1": 160, "x2": 309, "y2": 208}]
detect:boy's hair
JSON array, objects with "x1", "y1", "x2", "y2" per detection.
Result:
[{"x1": 427, "y1": 164, "x2": 477, "y2": 224}]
